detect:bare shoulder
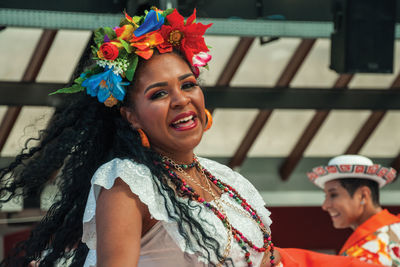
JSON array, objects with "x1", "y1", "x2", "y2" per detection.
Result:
[
  {"x1": 96, "y1": 177, "x2": 146, "y2": 219},
  {"x1": 95, "y1": 177, "x2": 145, "y2": 266}
]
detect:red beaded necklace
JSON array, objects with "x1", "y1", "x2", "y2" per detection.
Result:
[{"x1": 159, "y1": 156, "x2": 275, "y2": 266}]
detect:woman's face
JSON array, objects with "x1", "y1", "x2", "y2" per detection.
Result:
[
  {"x1": 124, "y1": 52, "x2": 206, "y2": 162},
  {"x1": 322, "y1": 180, "x2": 363, "y2": 229}
]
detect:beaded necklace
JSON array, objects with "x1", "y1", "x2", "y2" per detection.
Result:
[
  {"x1": 160, "y1": 156, "x2": 275, "y2": 266},
  {"x1": 176, "y1": 160, "x2": 197, "y2": 169}
]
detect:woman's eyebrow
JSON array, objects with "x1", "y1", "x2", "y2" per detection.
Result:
[
  {"x1": 144, "y1": 82, "x2": 168, "y2": 94},
  {"x1": 178, "y1": 73, "x2": 194, "y2": 80}
]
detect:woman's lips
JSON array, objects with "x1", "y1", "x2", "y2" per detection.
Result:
[
  {"x1": 170, "y1": 112, "x2": 198, "y2": 131},
  {"x1": 172, "y1": 118, "x2": 198, "y2": 131}
]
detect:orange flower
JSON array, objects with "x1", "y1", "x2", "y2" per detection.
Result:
[
  {"x1": 130, "y1": 31, "x2": 164, "y2": 59},
  {"x1": 115, "y1": 24, "x2": 134, "y2": 41},
  {"x1": 97, "y1": 50, "x2": 104, "y2": 59},
  {"x1": 123, "y1": 11, "x2": 139, "y2": 27}
]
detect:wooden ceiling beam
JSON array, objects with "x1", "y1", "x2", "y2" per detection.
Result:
[
  {"x1": 209, "y1": 37, "x2": 254, "y2": 113},
  {"x1": 346, "y1": 72, "x2": 400, "y2": 154},
  {"x1": 215, "y1": 37, "x2": 255, "y2": 87},
  {"x1": 345, "y1": 111, "x2": 386, "y2": 154},
  {"x1": 279, "y1": 74, "x2": 353, "y2": 181},
  {"x1": 0, "y1": 30, "x2": 57, "y2": 152},
  {"x1": 228, "y1": 38, "x2": 316, "y2": 169},
  {"x1": 5, "y1": 83, "x2": 400, "y2": 109}
]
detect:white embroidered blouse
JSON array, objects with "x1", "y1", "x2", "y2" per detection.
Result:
[{"x1": 82, "y1": 157, "x2": 273, "y2": 267}]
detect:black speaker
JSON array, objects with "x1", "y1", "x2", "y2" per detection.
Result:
[{"x1": 330, "y1": 0, "x2": 396, "y2": 73}]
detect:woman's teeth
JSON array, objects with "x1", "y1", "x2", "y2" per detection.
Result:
[
  {"x1": 173, "y1": 115, "x2": 193, "y2": 125},
  {"x1": 171, "y1": 115, "x2": 196, "y2": 129}
]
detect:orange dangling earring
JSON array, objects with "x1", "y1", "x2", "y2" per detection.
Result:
[
  {"x1": 204, "y1": 109, "x2": 213, "y2": 131},
  {"x1": 137, "y1": 129, "x2": 150, "y2": 148}
]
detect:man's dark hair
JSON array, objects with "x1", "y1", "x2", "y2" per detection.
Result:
[{"x1": 339, "y1": 178, "x2": 380, "y2": 206}]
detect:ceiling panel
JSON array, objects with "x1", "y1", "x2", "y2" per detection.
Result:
[
  {"x1": 248, "y1": 109, "x2": 315, "y2": 156},
  {"x1": 304, "y1": 110, "x2": 372, "y2": 156},
  {"x1": 0, "y1": 28, "x2": 42, "y2": 81},
  {"x1": 1, "y1": 106, "x2": 54, "y2": 157},
  {"x1": 201, "y1": 36, "x2": 239, "y2": 86},
  {"x1": 291, "y1": 39, "x2": 338, "y2": 88},
  {"x1": 36, "y1": 29, "x2": 91, "y2": 83},
  {"x1": 360, "y1": 111, "x2": 400, "y2": 157},
  {"x1": 195, "y1": 108, "x2": 259, "y2": 156},
  {"x1": 231, "y1": 38, "x2": 301, "y2": 87},
  {"x1": 0, "y1": 106, "x2": 6, "y2": 118}
]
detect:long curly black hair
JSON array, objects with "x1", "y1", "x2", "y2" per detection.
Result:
[{"x1": 0, "y1": 49, "x2": 229, "y2": 266}]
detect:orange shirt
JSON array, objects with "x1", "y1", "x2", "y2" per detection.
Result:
[
  {"x1": 277, "y1": 247, "x2": 382, "y2": 267},
  {"x1": 340, "y1": 209, "x2": 400, "y2": 266},
  {"x1": 275, "y1": 210, "x2": 400, "y2": 267}
]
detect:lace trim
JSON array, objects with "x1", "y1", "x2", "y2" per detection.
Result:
[
  {"x1": 82, "y1": 157, "x2": 272, "y2": 265},
  {"x1": 82, "y1": 159, "x2": 171, "y2": 249}
]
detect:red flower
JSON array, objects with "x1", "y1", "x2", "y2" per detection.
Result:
[
  {"x1": 393, "y1": 246, "x2": 400, "y2": 257},
  {"x1": 99, "y1": 43, "x2": 119, "y2": 60},
  {"x1": 158, "y1": 9, "x2": 212, "y2": 65}
]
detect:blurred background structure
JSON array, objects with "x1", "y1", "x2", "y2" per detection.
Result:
[{"x1": 1, "y1": 0, "x2": 400, "y2": 260}]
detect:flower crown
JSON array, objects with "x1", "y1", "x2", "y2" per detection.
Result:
[{"x1": 51, "y1": 7, "x2": 212, "y2": 107}]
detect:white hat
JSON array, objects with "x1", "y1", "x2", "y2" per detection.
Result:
[{"x1": 307, "y1": 155, "x2": 397, "y2": 189}]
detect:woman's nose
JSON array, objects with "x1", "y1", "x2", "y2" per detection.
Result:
[{"x1": 171, "y1": 89, "x2": 190, "y2": 108}]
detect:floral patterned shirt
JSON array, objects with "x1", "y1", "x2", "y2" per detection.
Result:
[{"x1": 340, "y1": 210, "x2": 400, "y2": 266}]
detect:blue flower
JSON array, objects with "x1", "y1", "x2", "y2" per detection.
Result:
[
  {"x1": 134, "y1": 10, "x2": 165, "y2": 37},
  {"x1": 82, "y1": 68, "x2": 129, "y2": 104}
]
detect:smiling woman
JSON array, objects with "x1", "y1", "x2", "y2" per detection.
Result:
[
  {"x1": 0, "y1": 7, "x2": 386, "y2": 267},
  {"x1": 0, "y1": 7, "x2": 278, "y2": 267},
  {"x1": 121, "y1": 52, "x2": 206, "y2": 162}
]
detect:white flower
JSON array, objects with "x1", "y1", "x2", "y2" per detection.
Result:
[
  {"x1": 96, "y1": 58, "x2": 128, "y2": 75},
  {"x1": 192, "y1": 52, "x2": 212, "y2": 67}
]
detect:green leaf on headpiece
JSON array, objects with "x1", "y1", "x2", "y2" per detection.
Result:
[
  {"x1": 91, "y1": 45, "x2": 99, "y2": 56},
  {"x1": 119, "y1": 38, "x2": 133, "y2": 53},
  {"x1": 162, "y1": 9, "x2": 174, "y2": 17},
  {"x1": 103, "y1": 27, "x2": 117, "y2": 40},
  {"x1": 119, "y1": 49, "x2": 128, "y2": 59},
  {"x1": 94, "y1": 29, "x2": 105, "y2": 45},
  {"x1": 125, "y1": 55, "x2": 138, "y2": 82},
  {"x1": 132, "y1": 16, "x2": 142, "y2": 25},
  {"x1": 120, "y1": 18, "x2": 130, "y2": 26},
  {"x1": 49, "y1": 84, "x2": 85, "y2": 95},
  {"x1": 203, "y1": 64, "x2": 210, "y2": 70},
  {"x1": 74, "y1": 76, "x2": 86, "y2": 85}
]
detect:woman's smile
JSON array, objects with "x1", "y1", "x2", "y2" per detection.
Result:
[{"x1": 170, "y1": 111, "x2": 198, "y2": 131}]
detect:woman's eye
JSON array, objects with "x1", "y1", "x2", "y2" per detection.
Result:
[
  {"x1": 149, "y1": 90, "x2": 167, "y2": 100},
  {"x1": 181, "y1": 81, "x2": 197, "y2": 90}
]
